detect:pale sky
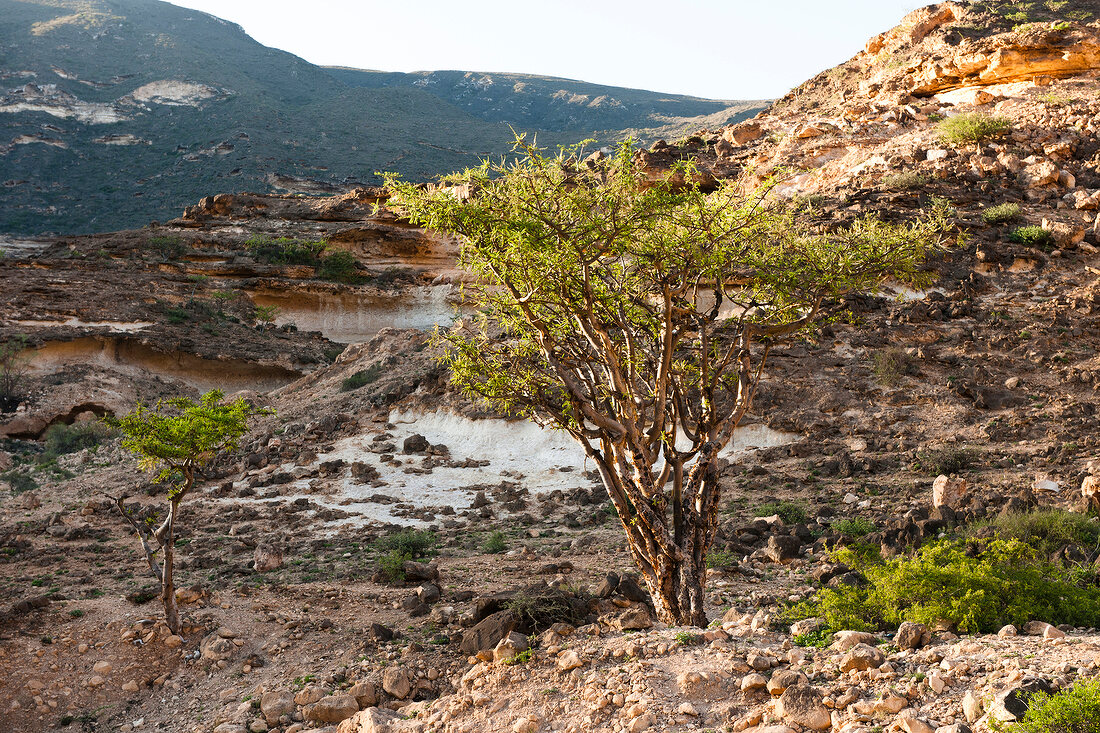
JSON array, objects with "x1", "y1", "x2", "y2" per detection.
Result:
[{"x1": 168, "y1": 0, "x2": 925, "y2": 100}]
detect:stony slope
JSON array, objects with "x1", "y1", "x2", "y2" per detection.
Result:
[{"x1": 0, "y1": 0, "x2": 764, "y2": 236}]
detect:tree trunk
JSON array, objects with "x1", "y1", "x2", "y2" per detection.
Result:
[
  {"x1": 644, "y1": 552, "x2": 708, "y2": 627},
  {"x1": 161, "y1": 503, "x2": 180, "y2": 635}
]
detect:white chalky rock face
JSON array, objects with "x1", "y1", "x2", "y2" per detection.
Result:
[{"x1": 130, "y1": 80, "x2": 220, "y2": 106}]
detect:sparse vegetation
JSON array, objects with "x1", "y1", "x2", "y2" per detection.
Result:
[
  {"x1": 505, "y1": 587, "x2": 588, "y2": 631},
  {"x1": 483, "y1": 530, "x2": 508, "y2": 554},
  {"x1": 0, "y1": 335, "x2": 30, "y2": 412},
  {"x1": 882, "y1": 172, "x2": 928, "y2": 190},
  {"x1": 706, "y1": 549, "x2": 739, "y2": 569},
  {"x1": 1009, "y1": 225, "x2": 1054, "y2": 248},
  {"x1": 915, "y1": 447, "x2": 973, "y2": 476},
  {"x1": 974, "y1": 509, "x2": 1100, "y2": 558},
  {"x1": 339, "y1": 364, "x2": 384, "y2": 392},
  {"x1": 755, "y1": 500, "x2": 809, "y2": 525},
  {"x1": 42, "y1": 421, "x2": 114, "y2": 458},
  {"x1": 147, "y1": 235, "x2": 186, "y2": 260},
  {"x1": 982, "y1": 202, "x2": 1022, "y2": 224},
  {"x1": 936, "y1": 113, "x2": 1012, "y2": 145},
  {"x1": 375, "y1": 529, "x2": 437, "y2": 559},
  {"x1": 245, "y1": 236, "x2": 325, "y2": 266},
  {"x1": 253, "y1": 304, "x2": 279, "y2": 325},
  {"x1": 871, "y1": 347, "x2": 916, "y2": 386},
  {"x1": 831, "y1": 517, "x2": 876, "y2": 537},
  {"x1": 316, "y1": 250, "x2": 362, "y2": 284}
]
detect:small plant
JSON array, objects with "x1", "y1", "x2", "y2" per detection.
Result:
[
  {"x1": 792, "y1": 628, "x2": 832, "y2": 648},
  {"x1": 316, "y1": 250, "x2": 362, "y2": 283},
  {"x1": 245, "y1": 236, "x2": 325, "y2": 266},
  {"x1": 755, "y1": 500, "x2": 809, "y2": 525},
  {"x1": 483, "y1": 530, "x2": 507, "y2": 554},
  {"x1": 1003, "y1": 676, "x2": 1100, "y2": 733},
  {"x1": 340, "y1": 364, "x2": 383, "y2": 392},
  {"x1": 42, "y1": 421, "x2": 114, "y2": 458},
  {"x1": 936, "y1": 113, "x2": 1012, "y2": 145},
  {"x1": 376, "y1": 529, "x2": 437, "y2": 559},
  {"x1": 377, "y1": 550, "x2": 409, "y2": 582},
  {"x1": 69, "y1": 609, "x2": 85, "y2": 618},
  {"x1": 0, "y1": 334, "x2": 30, "y2": 412},
  {"x1": 253, "y1": 304, "x2": 279, "y2": 326},
  {"x1": 872, "y1": 347, "x2": 916, "y2": 386},
  {"x1": 503, "y1": 647, "x2": 533, "y2": 665},
  {"x1": 1009, "y1": 225, "x2": 1054, "y2": 248},
  {"x1": 675, "y1": 631, "x2": 703, "y2": 646},
  {"x1": 147, "y1": 235, "x2": 185, "y2": 260},
  {"x1": 882, "y1": 172, "x2": 928, "y2": 190},
  {"x1": 706, "y1": 549, "x2": 739, "y2": 569},
  {"x1": 982, "y1": 203, "x2": 1022, "y2": 224},
  {"x1": 1, "y1": 469, "x2": 38, "y2": 494},
  {"x1": 976, "y1": 509, "x2": 1100, "y2": 557},
  {"x1": 832, "y1": 517, "x2": 875, "y2": 537},
  {"x1": 915, "y1": 448, "x2": 973, "y2": 476}
]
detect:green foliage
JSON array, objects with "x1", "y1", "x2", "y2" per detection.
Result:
[
  {"x1": 706, "y1": 549, "x2": 739, "y2": 569},
  {"x1": 0, "y1": 335, "x2": 30, "y2": 412},
  {"x1": 1009, "y1": 225, "x2": 1054, "y2": 248},
  {"x1": 377, "y1": 550, "x2": 410, "y2": 582},
  {"x1": 245, "y1": 236, "x2": 325, "y2": 266},
  {"x1": 975, "y1": 509, "x2": 1100, "y2": 557},
  {"x1": 791, "y1": 539, "x2": 1100, "y2": 633},
  {"x1": 503, "y1": 647, "x2": 533, "y2": 665},
  {"x1": 340, "y1": 364, "x2": 383, "y2": 392},
  {"x1": 792, "y1": 628, "x2": 832, "y2": 648},
  {"x1": 115, "y1": 390, "x2": 269, "y2": 498},
  {"x1": 1007, "y1": 677, "x2": 1100, "y2": 733},
  {"x1": 147, "y1": 235, "x2": 185, "y2": 260},
  {"x1": 0, "y1": 469, "x2": 37, "y2": 494},
  {"x1": 983, "y1": 203, "x2": 1022, "y2": 224},
  {"x1": 755, "y1": 500, "x2": 809, "y2": 525},
  {"x1": 936, "y1": 113, "x2": 1012, "y2": 145},
  {"x1": 872, "y1": 347, "x2": 916, "y2": 386},
  {"x1": 882, "y1": 172, "x2": 928, "y2": 190},
  {"x1": 832, "y1": 517, "x2": 876, "y2": 537},
  {"x1": 483, "y1": 530, "x2": 508, "y2": 554},
  {"x1": 43, "y1": 421, "x2": 114, "y2": 458},
  {"x1": 253, "y1": 305, "x2": 279, "y2": 324},
  {"x1": 316, "y1": 250, "x2": 362, "y2": 284},
  {"x1": 675, "y1": 631, "x2": 703, "y2": 645},
  {"x1": 375, "y1": 529, "x2": 437, "y2": 559}
]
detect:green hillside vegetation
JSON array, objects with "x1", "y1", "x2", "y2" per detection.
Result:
[{"x1": 0, "y1": 0, "x2": 767, "y2": 235}]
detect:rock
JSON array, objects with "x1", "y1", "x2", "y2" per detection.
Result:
[
  {"x1": 1042, "y1": 219, "x2": 1086, "y2": 247},
  {"x1": 896, "y1": 621, "x2": 931, "y2": 650},
  {"x1": 790, "y1": 617, "x2": 825, "y2": 637},
  {"x1": 595, "y1": 572, "x2": 619, "y2": 598},
  {"x1": 741, "y1": 673, "x2": 768, "y2": 691},
  {"x1": 200, "y1": 633, "x2": 237, "y2": 661},
  {"x1": 1023, "y1": 620, "x2": 1057, "y2": 636},
  {"x1": 1025, "y1": 160, "x2": 1060, "y2": 188},
  {"x1": 348, "y1": 681, "x2": 378, "y2": 709},
  {"x1": 747, "y1": 651, "x2": 776, "y2": 671},
  {"x1": 557, "y1": 650, "x2": 584, "y2": 671},
  {"x1": 615, "y1": 607, "x2": 653, "y2": 631},
  {"x1": 513, "y1": 716, "x2": 540, "y2": 733},
  {"x1": 962, "y1": 690, "x2": 984, "y2": 723},
  {"x1": 764, "y1": 534, "x2": 801, "y2": 562},
  {"x1": 260, "y1": 691, "x2": 296, "y2": 724},
  {"x1": 998, "y1": 624, "x2": 1017, "y2": 637},
  {"x1": 304, "y1": 694, "x2": 359, "y2": 724},
  {"x1": 988, "y1": 677, "x2": 1055, "y2": 722},
  {"x1": 775, "y1": 685, "x2": 830, "y2": 730},
  {"x1": 794, "y1": 122, "x2": 836, "y2": 139},
  {"x1": 874, "y1": 695, "x2": 908, "y2": 714},
  {"x1": 932, "y1": 475, "x2": 967, "y2": 509},
  {"x1": 400, "y1": 560, "x2": 438, "y2": 583},
  {"x1": 382, "y1": 667, "x2": 413, "y2": 700},
  {"x1": 493, "y1": 631, "x2": 530, "y2": 663},
  {"x1": 417, "y1": 583, "x2": 441, "y2": 605},
  {"x1": 253, "y1": 543, "x2": 283, "y2": 572},
  {"x1": 163, "y1": 634, "x2": 184, "y2": 649},
  {"x1": 723, "y1": 121, "x2": 764, "y2": 145},
  {"x1": 402, "y1": 434, "x2": 429, "y2": 454},
  {"x1": 294, "y1": 686, "x2": 325, "y2": 706},
  {"x1": 767, "y1": 669, "x2": 808, "y2": 696},
  {"x1": 615, "y1": 575, "x2": 649, "y2": 603},
  {"x1": 458, "y1": 610, "x2": 517, "y2": 656},
  {"x1": 92, "y1": 660, "x2": 112, "y2": 675},
  {"x1": 628, "y1": 714, "x2": 653, "y2": 732},
  {"x1": 249, "y1": 720, "x2": 268, "y2": 733},
  {"x1": 833, "y1": 630, "x2": 878, "y2": 651},
  {"x1": 1083, "y1": 475, "x2": 1100, "y2": 506},
  {"x1": 898, "y1": 714, "x2": 936, "y2": 733},
  {"x1": 839, "y1": 643, "x2": 885, "y2": 672},
  {"x1": 335, "y1": 707, "x2": 402, "y2": 733}
]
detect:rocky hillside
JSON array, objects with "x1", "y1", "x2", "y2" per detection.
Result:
[
  {"x1": 7, "y1": 2, "x2": 1100, "y2": 733},
  {"x1": 0, "y1": 0, "x2": 764, "y2": 236}
]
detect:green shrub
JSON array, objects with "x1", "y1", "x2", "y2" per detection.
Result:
[
  {"x1": 977, "y1": 509, "x2": 1100, "y2": 557},
  {"x1": 340, "y1": 364, "x2": 383, "y2": 392},
  {"x1": 790, "y1": 538, "x2": 1100, "y2": 633},
  {"x1": 1007, "y1": 677, "x2": 1100, "y2": 733},
  {"x1": 253, "y1": 305, "x2": 279, "y2": 324},
  {"x1": 483, "y1": 530, "x2": 507, "y2": 554},
  {"x1": 832, "y1": 517, "x2": 875, "y2": 537},
  {"x1": 792, "y1": 628, "x2": 832, "y2": 648},
  {"x1": 245, "y1": 236, "x2": 325, "y2": 266},
  {"x1": 1, "y1": 469, "x2": 37, "y2": 494},
  {"x1": 1009, "y1": 225, "x2": 1054, "y2": 248},
  {"x1": 982, "y1": 203, "x2": 1022, "y2": 224},
  {"x1": 317, "y1": 250, "x2": 361, "y2": 283},
  {"x1": 706, "y1": 549, "x2": 739, "y2": 569},
  {"x1": 377, "y1": 550, "x2": 409, "y2": 582},
  {"x1": 505, "y1": 587, "x2": 588, "y2": 631},
  {"x1": 0, "y1": 334, "x2": 30, "y2": 412},
  {"x1": 147, "y1": 235, "x2": 185, "y2": 260},
  {"x1": 43, "y1": 421, "x2": 113, "y2": 457},
  {"x1": 937, "y1": 113, "x2": 1012, "y2": 145},
  {"x1": 755, "y1": 500, "x2": 809, "y2": 525},
  {"x1": 674, "y1": 631, "x2": 703, "y2": 645},
  {"x1": 882, "y1": 172, "x2": 928, "y2": 190},
  {"x1": 375, "y1": 529, "x2": 437, "y2": 559}
]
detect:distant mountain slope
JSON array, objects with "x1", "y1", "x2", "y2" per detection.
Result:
[{"x1": 0, "y1": 0, "x2": 767, "y2": 236}]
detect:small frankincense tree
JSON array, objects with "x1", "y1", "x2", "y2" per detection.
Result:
[
  {"x1": 110, "y1": 391, "x2": 269, "y2": 634},
  {"x1": 0, "y1": 334, "x2": 30, "y2": 412},
  {"x1": 386, "y1": 138, "x2": 948, "y2": 626}
]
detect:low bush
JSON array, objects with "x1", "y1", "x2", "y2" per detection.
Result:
[
  {"x1": 706, "y1": 549, "x2": 739, "y2": 569},
  {"x1": 915, "y1": 447, "x2": 973, "y2": 476},
  {"x1": 789, "y1": 538, "x2": 1100, "y2": 634},
  {"x1": 245, "y1": 236, "x2": 325, "y2": 266},
  {"x1": 147, "y1": 235, "x2": 186, "y2": 260},
  {"x1": 377, "y1": 550, "x2": 409, "y2": 582},
  {"x1": 755, "y1": 500, "x2": 809, "y2": 525},
  {"x1": 1009, "y1": 225, "x2": 1054, "y2": 248},
  {"x1": 872, "y1": 347, "x2": 916, "y2": 386},
  {"x1": 936, "y1": 113, "x2": 1012, "y2": 145},
  {"x1": 316, "y1": 250, "x2": 362, "y2": 284},
  {"x1": 882, "y1": 172, "x2": 928, "y2": 190},
  {"x1": 1006, "y1": 676, "x2": 1100, "y2": 733},
  {"x1": 42, "y1": 421, "x2": 114, "y2": 457},
  {"x1": 340, "y1": 364, "x2": 383, "y2": 392},
  {"x1": 483, "y1": 530, "x2": 507, "y2": 554},
  {"x1": 976, "y1": 509, "x2": 1100, "y2": 558},
  {"x1": 505, "y1": 587, "x2": 589, "y2": 632},
  {"x1": 375, "y1": 529, "x2": 437, "y2": 559},
  {"x1": 0, "y1": 469, "x2": 37, "y2": 494},
  {"x1": 832, "y1": 517, "x2": 875, "y2": 537},
  {"x1": 0, "y1": 335, "x2": 29, "y2": 412},
  {"x1": 982, "y1": 203, "x2": 1021, "y2": 224}
]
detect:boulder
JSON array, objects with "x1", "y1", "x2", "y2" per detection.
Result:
[
  {"x1": 763, "y1": 535, "x2": 801, "y2": 563},
  {"x1": 348, "y1": 681, "x2": 378, "y2": 708},
  {"x1": 199, "y1": 633, "x2": 236, "y2": 661},
  {"x1": 839, "y1": 643, "x2": 885, "y2": 672},
  {"x1": 767, "y1": 669, "x2": 808, "y2": 696},
  {"x1": 932, "y1": 475, "x2": 967, "y2": 509},
  {"x1": 459, "y1": 610, "x2": 517, "y2": 656},
  {"x1": 492, "y1": 631, "x2": 530, "y2": 663},
  {"x1": 260, "y1": 691, "x2": 295, "y2": 724},
  {"x1": 253, "y1": 543, "x2": 283, "y2": 572},
  {"x1": 615, "y1": 607, "x2": 654, "y2": 631},
  {"x1": 381, "y1": 667, "x2": 413, "y2": 700},
  {"x1": 336, "y1": 707, "x2": 403, "y2": 733},
  {"x1": 896, "y1": 621, "x2": 931, "y2": 650},
  {"x1": 987, "y1": 677, "x2": 1054, "y2": 722},
  {"x1": 304, "y1": 694, "x2": 359, "y2": 724},
  {"x1": 775, "y1": 685, "x2": 831, "y2": 730},
  {"x1": 402, "y1": 434, "x2": 429, "y2": 454},
  {"x1": 723, "y1": 122, "x2": 764, "y2": 145}
]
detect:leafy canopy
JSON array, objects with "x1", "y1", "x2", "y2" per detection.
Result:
[{"x1": 116, "y1": 390, "x2": 265, "y2": 497}]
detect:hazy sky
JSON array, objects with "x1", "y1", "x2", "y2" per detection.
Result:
[{"x1": 168, "y1": 0, "x2": 925, "y2": 99}]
